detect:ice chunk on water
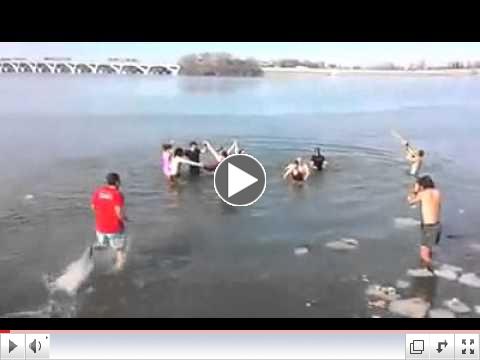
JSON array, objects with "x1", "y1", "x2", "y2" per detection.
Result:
[
  {"x1": 389, "y1": 297, "x2": 430, "y2": 318},
  {"x1": 325, "y1": 238, "x2": 359, "y2": 251},
  {"x1": 407, "y1": 268, "x2": 435, "y2": 277},
  {"x1": 396, "y1": 280, "x2": 411, "y2": 289},
  {"x1": 429, "y1": 308, "x2": 456, "y2": 318},
  {"x1": 366, "y1": 284, "x2": 400, "y2": 302},
  {"x1": 434, "y1": 269, "x2": 459, "y2": 281},
  {"x1": 24, "y1": 194, "x2": 34, "y2": 200},
  {"x1": 394, "y1": 217, "x2": 421, "y2": 228},
  {"x1": 458, "y1": 273, "x2": 480, "y2": 288},
  {"x1": 468, "y1": 243, "x2": 480, "y2": 252},
  {"x1": 475, "y1": 306, "x2": 480, "y2": 315},
  {"x1": 439, "y1": 264, "x2": 463, "y2": 274},
  {"x1": 444, "y1": 298, "x2": 471, "y2": 314},
  {"x1": 294, "y1": 246, "x2": 310, "y2": 256}
]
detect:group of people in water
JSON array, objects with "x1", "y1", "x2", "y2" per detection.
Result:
[
  {"x1": 160, "y1": 140, "x2": 245, "y2": 184},
  {"x1": 89, "y1": 133, "x2": 441, "y2": 275}
]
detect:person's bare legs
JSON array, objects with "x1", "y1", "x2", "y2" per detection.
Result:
[
  {"x1": 420, "y1": 245, "x2": 433, "y2": 272},
  {"x1": 114, "y1": 249, "x2": 127, "y2": 271},
  {"x1": 203, "y1": 140, "x2": 223, "y2": 162},
  {"x1": 226, "y1": 140, "x2": 239, "y2": 155}
]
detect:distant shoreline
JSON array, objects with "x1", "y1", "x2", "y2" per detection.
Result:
[{"x1": 262, "y1": 67, "x2": 479, "y2": 77}]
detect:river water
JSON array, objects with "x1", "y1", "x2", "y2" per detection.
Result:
[{"x1": 1, "y1": 73, "x2": 480, "y2": 317}]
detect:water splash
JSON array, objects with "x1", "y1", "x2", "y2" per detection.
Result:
[{"x1": 47, "y1": 248, "x2": 94, "y2": 296}]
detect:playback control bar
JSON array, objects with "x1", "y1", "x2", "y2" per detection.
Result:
[{"x1": 1, "y1": 331, "x2": 480, "y2": 360}]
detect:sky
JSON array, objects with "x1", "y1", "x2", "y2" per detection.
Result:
[{"x1": 1, "y1": 42, "x2": 479, "y2": 66}]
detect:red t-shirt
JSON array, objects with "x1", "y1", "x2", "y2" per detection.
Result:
[{"x1": 91, "y1": 185, "x2": 125, "y2": 233}]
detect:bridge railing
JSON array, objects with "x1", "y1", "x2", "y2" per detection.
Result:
[{"x1": 0, "y1": 60, "x2": 181, "y2": 75}]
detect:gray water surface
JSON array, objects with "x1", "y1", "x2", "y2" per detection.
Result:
[{"x1": 1, "y1": 74, "x2": 480, "y2": 317}]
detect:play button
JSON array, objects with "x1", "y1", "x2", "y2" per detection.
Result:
[
  {"x1": 9, "y1": 340, "x2": 17, "y2": 353},
  {"x1": 214, "y1": 154, "x2": 266, "y2": 206}
]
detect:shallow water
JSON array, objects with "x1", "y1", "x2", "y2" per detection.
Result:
[{"x1": 1, "y1": 74, "x2": 480, "y2": 317}]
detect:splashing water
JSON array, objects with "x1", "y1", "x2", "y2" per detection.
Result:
[{"x1": 48, "y1": 248, "x2": 94, "y2": 296}]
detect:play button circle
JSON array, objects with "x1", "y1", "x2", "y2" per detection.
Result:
[{"x1": 214, "y1": 154, "x2": 266, "y2": 206}]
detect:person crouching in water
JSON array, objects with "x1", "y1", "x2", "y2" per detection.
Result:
[
  {"x1": 169, "y1": 148, "x2": 204, "y2": 183},
  {"x1": 407, "y1": 175, "x2": 442, "y2": 272},
  {"x1": 202, "y1": 140, "x2": 229, "y2": 172},
  {"x1": 310, "y1": 147, "x2": 327, "y2": 171},
  {"x1": 91, "y1": 173, "x2": 128, "y2": 272},
  {"x1": 283, "y1": 157, "x2": 310, "y2": 183}
]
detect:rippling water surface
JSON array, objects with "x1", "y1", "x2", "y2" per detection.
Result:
[{"x1": 1, "y1": 74, "x2": 480, "y2": 317}]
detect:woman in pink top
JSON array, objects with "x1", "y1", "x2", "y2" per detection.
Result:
[{"x1": 161, "y1": 144, "x2": 173, "y2": 178}]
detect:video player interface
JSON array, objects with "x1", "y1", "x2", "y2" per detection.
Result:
[{"x1": 1, "y1": 331, "x2": 480, "y2": 359}]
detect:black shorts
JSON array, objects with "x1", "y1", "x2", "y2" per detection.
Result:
[{"x1": 421, "y1": 223, "x2": 442, "y2": 248}]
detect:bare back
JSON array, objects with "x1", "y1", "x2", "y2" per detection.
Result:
[{"x1": 419, "y1": 188, "x2": 441, "y2": 225}]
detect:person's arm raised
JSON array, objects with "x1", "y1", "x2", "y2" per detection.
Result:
[
  {"x1": 304, "y1": 166, "x2": 311, "y2": 180},
  {"x1": 283, "y1": 165, "x2": 293, "y2": 180},
  {"x1": 203, "y1": 141, "x2": 223, "y2": 162},
  {"x1": 407, "y1": 189, "x2": 422, "y2": 205}
]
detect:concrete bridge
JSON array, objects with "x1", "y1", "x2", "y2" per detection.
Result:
[{"x1": 0, "y1": 58, "x2": 180, "y2": 75}]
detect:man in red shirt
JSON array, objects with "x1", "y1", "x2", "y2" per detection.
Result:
[{"x1": 91, "y1": 173, "x2": 128, "y2": 271}]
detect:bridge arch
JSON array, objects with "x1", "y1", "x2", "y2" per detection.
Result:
[{"x1": 96, "y1": 64, "x2": 117, "y2": 74}]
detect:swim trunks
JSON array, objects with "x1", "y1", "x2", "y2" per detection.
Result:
[
  {"x1": 95, "y1": 231, "x2": 127, "y2": 250},
  {"x1": 291, "y1": 171, "x2": 305, "y2": 182},
  {"x1": 421, "y1": 223, "x2": 442, "y2": 248},
  {"x1": 204, "y1": 163, "x2": 219, "y2": 172}
]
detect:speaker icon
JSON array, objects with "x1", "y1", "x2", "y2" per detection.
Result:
[{"x1": 29, "y1": 339, "x2": 42, "y2": 354}]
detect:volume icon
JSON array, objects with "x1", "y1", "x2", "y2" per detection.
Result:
[{"x1": 29, "y1": 339, "x2": 42, "y2": 354}]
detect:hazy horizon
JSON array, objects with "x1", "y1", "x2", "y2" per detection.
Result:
[{"x1": 1, "y1": 42, "x2": 480, "y2": 66}]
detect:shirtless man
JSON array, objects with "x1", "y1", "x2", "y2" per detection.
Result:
[
  {"x1": 407, "y1": 175, "x2": 442, "y2": 272},
  {"x1": 283, "y1": 157, "x2": 310, "y2": 183}
]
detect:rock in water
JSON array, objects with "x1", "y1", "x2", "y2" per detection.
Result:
[
  {"x1": 396, "y1": 280, "x2": 411, "y2": 289},
  {"x1": 444, "y1": 298, "x2": 471, "y2": 314},
  {"x1": 325, "y1": 238, "x2": 359, "y2": 251},
  {"x1": 365, "y1": 284, "x2": 400, "y2": 302},
  {"x1": 458, "y1": 273, "x2": 480, "y2": 288},
  {"x1": 294, "y1": 246, "x2": 310, "y2": 256},
  {"x1": 394, "y1": 217, "x2": 421, "y2": 228},
  {"x1": 429, "y1": 308, "x2": 456, "y2": 318},
  {"x1": 389, "y1": 297, "x2": 430, "y2": 318},
  {"x1": 407, "y1": 268, "x2": 435, "y2": 277}
]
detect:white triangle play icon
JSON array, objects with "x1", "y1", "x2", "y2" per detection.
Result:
[{"x1": 228, "y1": 163, "x2": 258, "y2": 198}]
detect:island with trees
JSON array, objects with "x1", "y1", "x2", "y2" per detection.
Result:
[{"x1": 178, "y1": 52, "x2": 263, "y2": 77}]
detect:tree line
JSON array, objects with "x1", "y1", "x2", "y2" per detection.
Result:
[{"x1": 179, "y1": 53, "x2": 263, "y2": 77}]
